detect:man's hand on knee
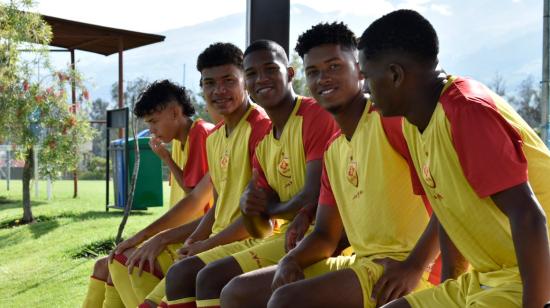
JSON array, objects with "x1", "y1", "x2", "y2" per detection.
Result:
[{"x1": 126, "y1": 233, "x2": 167, "y2": 276}]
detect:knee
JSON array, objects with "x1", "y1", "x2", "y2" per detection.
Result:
[
  {"x1": 220, "y1": 276, "x2": 248, "y2": 308},
  {"x1": 196, "y1": 261, "x2": 222, "y2": 290},
  {"x1": 92, "y1": 257, "x2": 109, "y2": 280},
  {"x1": 268, "y1": 285, "x2": 298, "y2": 308},
  {"x1": 165, "y1": 257, "x2": 202, "y2": 298}
]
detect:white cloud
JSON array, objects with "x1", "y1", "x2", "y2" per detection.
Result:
[
  {"x1": 430, "y1": 4, "x2": 452, "y2": 15},
  {"x1": 396, "y1": 0, "x2": 452, "y2": 15},
  {"x1": 29, "y1": 0, "x2": 246, "y2": 33},
  {"x1": 292, "y1": 0, "x2": 395, "y2": 16}
]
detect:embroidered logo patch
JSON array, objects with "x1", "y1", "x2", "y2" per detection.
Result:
[
  {"x1": 277, "y1": 152, "x2": 291, "y2": 178},
  {"x1": 422, "y1": 160, "x2": 436, "y2": 188},
  {"x1": 346, "y1": 156, "x2": 358, "y2": 187},
  {"x1": 220, "y1": 149, "x2": 230, "y2": 172}
]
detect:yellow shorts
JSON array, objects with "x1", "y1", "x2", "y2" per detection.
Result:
[
  {"x1": 195, "y1": 238, "x2": 263, "y2": 265},
  {"x1": 157, "y1": 243, "x2": 183, "y2": 274},
  {"x1": 304, "y1": 255, "x2": 433, "y2": 308},
  {"x1": 231, "y1": 232, "x2": 287, "y2": 272},
  {"x1": 198, "y1": 226, "x2": 313, "y2": 272},
  {"x1": 405, "y1": 269, "x2": 522, "y2": 308}
]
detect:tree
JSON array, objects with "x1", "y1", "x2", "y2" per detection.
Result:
[
  {"x1": 89, "y1": 98, "x2": 112, "y2": 156},
  {"x1": 0, "y1": 1, "x2": 93, "y2": 223},
  {"x1": 290, "y1": 52, "x2": 311, "y2": 97},
  {"x1": 488, "y1": 72, "x2": 507, "y2": 97},
  {"x1": 509, "y1": 76, "x2": 542, "y2": 131},
  {"x1": 111, "y1": 77, "x2": 150, "y2": 133}
]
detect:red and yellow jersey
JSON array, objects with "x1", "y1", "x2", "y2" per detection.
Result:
[
  {"x1": 319, "y1": 100, "x2": 429, "y2": 259},
  {"x1": 253, "y1": 96, "x2": 338, "y2": 206},
  {"x1": 169, "y1": 119, "x2": 214, "y2": 208},
  {"x1": 403, "y1": 76, "x2": 550, "y2": 281},
  {"x1": 206, "y1": 104, "x2": 271, "y2": 235}
]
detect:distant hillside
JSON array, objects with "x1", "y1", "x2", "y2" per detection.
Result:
[{"x1": 49, "y1": 1, "x2": 541, "y2": 103}]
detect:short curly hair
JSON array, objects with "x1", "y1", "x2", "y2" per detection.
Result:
[
  {"x1": 196, "y1": 42, "x2": 243, "y2": 72},
  {"x1": 133, "y1": 80, "x2": 195, "y2": 118},
  {"x1": 244, "y1": 39, "x2": 288, "y2": 65},
  {"x1": 295, "y1": 22, "x2": 357, "y2": 59},
  {"x1": 358, "y1": 9, "x2": 438, "y2": 63}
]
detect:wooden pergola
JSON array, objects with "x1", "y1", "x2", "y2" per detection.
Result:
[{"x1": 41, "y1": 14, "x2": 165, "y2": 197}]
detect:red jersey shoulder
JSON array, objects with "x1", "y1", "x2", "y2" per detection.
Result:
[
  {"x1": 246, "y1": 106, "x2": 272, "y2": 140},
  {"x1": 193, "y1": 119, "x2": 216, "y2": 135},
  {"x1": 297, "y1": 96, "x2": 339, "y2": 161},
  {"x1": 440, "y1": 77, "x2": 497, "y2": 112},
  {"x1": 324, "y1": 130, "x2": 343, "y2": 153},
  {"x1": 439, "y1": 76, "x2": 527, "y2": 198},
  {"x1": 296, "y1": 96, "x2": 332, "y2": 121},
  {"x1": 209, "y1": 120, "x2": 225, "y2": 135},
  {"x1": 246, "y1": 105, "x2": 272, "y2": 160},
  {"x1": 246, "y1": 105, "x2": 270, "y2": 126}
]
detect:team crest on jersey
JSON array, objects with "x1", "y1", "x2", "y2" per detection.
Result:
[
  {"x1": 346, "y1": 156, "x2": 358, "y2": 187},
  {"x1": 277, "y1": 152, "x2": 291, "y2": 178},
  {"x1": 220, "y1": 149, "x2": 230, "y2": 172},
  {"x1": 422, "y1": 160, "x2": 436, "y2": 188}
]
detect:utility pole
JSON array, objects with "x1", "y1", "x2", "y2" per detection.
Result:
[{"x1": 542, "y1": 0, "x2": 550, "y2": 145}]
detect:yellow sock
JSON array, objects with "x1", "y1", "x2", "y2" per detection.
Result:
[
  {"x1": 167, "y1": 297, "x2": 196, "y2": 308},
  {"x1": 108, "y1": 254, "x2": 139, "y2": 308},
  {"x1": 144, "y1": 278, "x2": 166, "y2": 305},
  {"x1": 102, "y1": 283, "x2": 124, "y2": 308},
  {"x1": 129, "y1": 268, "x2": 162, "y2": 303},
  {"x1": 196, "y1": 298, "x2": 220, "y2": 308},
  {"x1": 82, "y1": 276, "x2": 105, "y2": 308}
]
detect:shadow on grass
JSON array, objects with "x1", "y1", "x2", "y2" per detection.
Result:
[
  {"x1": 0, "y1": 198, "x2": 48, "y2": 211},
  {"x1": 67, "y1": 210, "x2": 153, "y2": 222},
  {"x1": 0, "y1": 227, "x2": 26, "y2": 249},
  {"x1": 0, "y1": 210, "x2": 153, "y2": 246},
  {"x1": 28, "y1": 219, "x2": 61, "y2": 239}
]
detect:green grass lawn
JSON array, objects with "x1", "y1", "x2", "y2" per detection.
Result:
[{"x1": 0, "y1": 180, "x2": 171, "y2": 307}]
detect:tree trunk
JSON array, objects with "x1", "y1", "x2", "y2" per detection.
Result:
[{"x1": 22, "y1": 147, "x2": 34, "y2": 223}]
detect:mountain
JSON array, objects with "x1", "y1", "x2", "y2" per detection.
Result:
[{"x1": 49, "y1": 1, "x2": 542, "y2": 103}]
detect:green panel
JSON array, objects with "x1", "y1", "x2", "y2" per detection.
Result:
[{"x1": 128, "y1": 137, "x2": 163, "y2": 209}]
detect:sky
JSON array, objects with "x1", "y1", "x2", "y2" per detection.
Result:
[
  {"x1": 29, "y1": 0, "x2": 458, "y2": 34},
  {"x1": 3, "y1": 0, "x2": 542, "y2": 101}
]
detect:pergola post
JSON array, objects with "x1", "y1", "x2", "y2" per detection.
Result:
[
  {"x1": 118, "y1": 38, "x2": 124, "y2": 109},
  {"x1": 71, "y1": 48, "x2": 78, "y2": 198},
  {"x1": 246, "y1": 0, "x2": 290, "y2": 57}
]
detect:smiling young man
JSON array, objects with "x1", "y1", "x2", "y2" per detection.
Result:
[
  {"x1": 358, "y1": 9, "x2": 550, "y2": 308},
  {"x1": 160, "y1": 42, "x2": 273, "y2": 308},
  {"x1": 82, "y1": 80, "x2": 213, "y2": 308},
  {"x1": 103, "y1": 42, "x2": 270, "y2": 308},
  {"x1": 219, "y1": 22, "x2": 439, "y2": 308},
  {"x1": 168, "y1": 39, "x2": 339, "y2": 308}
]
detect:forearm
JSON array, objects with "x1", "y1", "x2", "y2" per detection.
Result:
[
  {"x1": 188, "y1": 206, "x2": 216, "y2": 241},
  {"x1": 283, "y1": 228, "x2": 340, "y2": 269},
  {"x1": 268, "y1": 160, "x2": 321, "y2": 220},
  {"x1": 404, "y1": 215, "x2": 440, "y2": 271},
  {"x1": 267, "y1": 191, "x2": 318, "y2": 220},
  {"x1": 165, "y1": 157, "x2": 191, "y2": 193},
  {"x1": 141, "y1": 188, "x2": 211, "y2": 239},
  {"x1": 207, "y1": 217, "x2": 250, "y2": 247},
  {"x1": 510, "y1": 208, "x2": 550, "y2": 306},
  {"x1": 440, "y1": 223, "x2": 468, "y2": 281},
  {"x1": 157, "y1": 218, "x2": 202, "y2": 245}
]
